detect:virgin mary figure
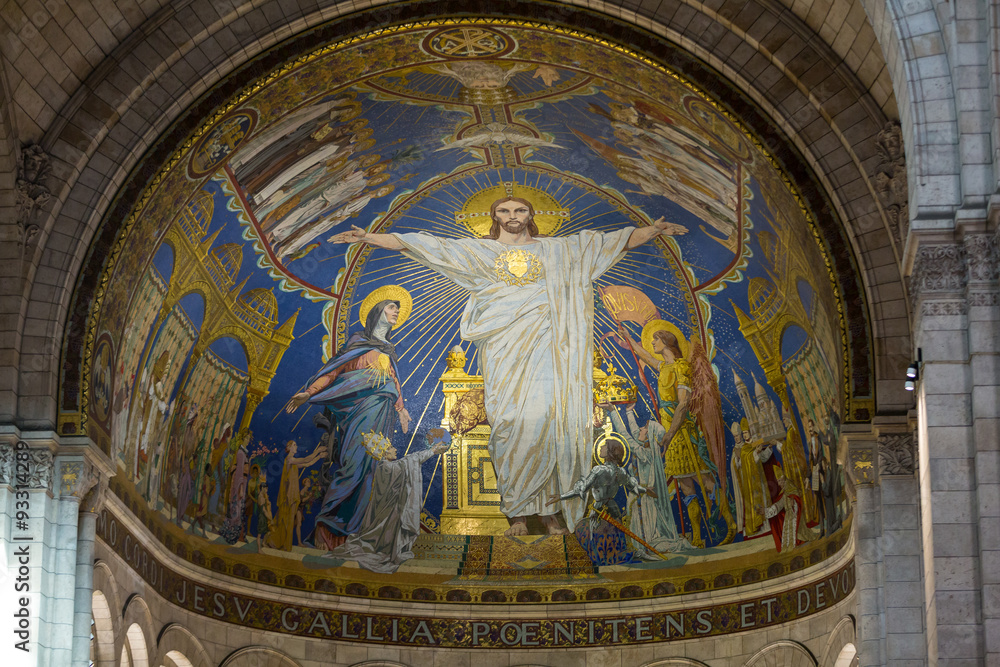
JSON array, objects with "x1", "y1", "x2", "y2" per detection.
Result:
[{"x1": 286, "y1": 286, "x2": 413, "y2": 550}]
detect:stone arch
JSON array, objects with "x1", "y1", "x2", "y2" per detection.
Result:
[
  {"x1": 90, "y1": 589, "x2": 116, "y2": 667},
  {"x1": 350, "y1": 662, "x2": 410, "y2": 667},
  {"x1": 220, "y1": 646, "x2": 301, "y2": 667},
  {"x1": 124, "y1": 622, "x2": 150, "y2": 667},
  {"x1": 153, "y1": 623, "x2": 213, "y2": 667},
  {"x1": 819, "y1": 615, "x2": 857, "y2": 667},
  {"x1": 121, "y1": 595, "x2": 156, "y2": 667},
  {"x1": 858, "y1": 0, "x2": 963, "y2": 219},
  {"x1": 743, "y1": 640, "x2": 818, "y2": 666},
  {"x1": 640, "y1": 659, "x2": 712, "y2": 667},
  {"x1": 92, "y1": 560, "x2": 124, "y2": 663},
  {"x1": 833, "y1": 644, "x2": 859, "y2": 667}
]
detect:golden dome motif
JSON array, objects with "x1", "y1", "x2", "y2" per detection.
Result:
[
  {"x1": 748, "y1": 276, "x2": 779, "y2": 320},
  {"x1": 179, "y1": 189, "x2": 215, "y2": 240},
  {"x1": 236, "y1": 287, "x2": 278, "y2": 331},
  {"x1": 207, "y1": 243, "x2": 243, "y2": 288}
]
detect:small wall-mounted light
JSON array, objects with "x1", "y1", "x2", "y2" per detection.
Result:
[{"x1": 905, "y1": 348, "x2": 922, "y2": 391}]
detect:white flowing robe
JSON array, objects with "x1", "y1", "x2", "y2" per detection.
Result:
[{"x1": 395, "y1": 229, "x2": 633, "y2": 530}]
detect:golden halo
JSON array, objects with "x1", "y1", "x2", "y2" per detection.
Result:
[
  {"x1": 455, "y1": 183, "x2": 568, "y2": 237},
  {"x1": 594, "y1": 432, "x2": 631, "y2": 468},
  {"x1": 359, "y1": 285, "x2": 412, "y2": 329},
  {"x1": 641, "y1": 319, "x2": 689, "y2": 361}
]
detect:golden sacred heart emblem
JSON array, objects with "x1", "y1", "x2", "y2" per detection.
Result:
[
  {"x1": 507, "y1": 254, "x2": 529, "y2": 277},
  {"x1": 494, "y1": 249, "x2": 541, "y2": 286}
]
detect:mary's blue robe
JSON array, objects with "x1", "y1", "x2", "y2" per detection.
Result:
[{"x1": 308, "y1": 343, "x2": 402, "y2": 541}]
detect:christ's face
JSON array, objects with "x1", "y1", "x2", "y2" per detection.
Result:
[
  {"x1": 493, "y1": 201, "x2": 532, "y2": 233},
  {"x1": 384, "y1": 303, "x2": 400, "y2": 325}
]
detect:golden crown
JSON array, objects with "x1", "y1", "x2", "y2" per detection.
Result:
[
  {"x1": 593, "y1": 362, "x2": 638, "y2": 405},
  {"x1": 362, "y1": 431, "x2": 394, "y2": 460}
]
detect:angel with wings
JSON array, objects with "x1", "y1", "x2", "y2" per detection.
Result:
[{"x1": 615, "y1": 322, "x2": 736, "y2": 548}]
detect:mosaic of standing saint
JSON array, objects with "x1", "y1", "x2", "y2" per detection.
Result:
[{"x1": 78, "y1": 21, "x2": 854, "y2": 601}]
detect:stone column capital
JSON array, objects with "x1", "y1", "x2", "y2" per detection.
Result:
[{"x1": 0, "y1": 441, "x2": 55, "y2": 492}]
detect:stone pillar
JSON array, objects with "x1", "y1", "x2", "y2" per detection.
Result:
[
  {"x1": 877, "y1": 428, "x2": 926, "y2": 666},
  {"x1": 72, "y1": 475, "x2": 106, "y2": 666},
  {"x1": 847, "y1": 430, "x2": 884, "y2": 666},
  {"x1": 910, "y1": 239, "x2": 989, "y2": 664},
  {"x1": 849, "y1": 423, "x2": 927, "y2": 667},
  {"x1": 965, "y1": 231, "x2": 1000, "y2": 664},
  {"x1": 0, "y1": 432, "x2": 111, "y2": 666},
  {"x1": 0, "y1": 433, "x2": 54, "y2": 667}
]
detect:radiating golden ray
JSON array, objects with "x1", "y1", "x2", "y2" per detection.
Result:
[
  {"x1": 397, "y1": 294, "x2": 465, "y2": 376},
  {"x1": 358, "y1": 269, "x2": 434, "y2": 287},
  {"x1": 424, "y1": 192, "x2": 467, "y2": 213},
  {"x1": 395, "y1": 283, "x2": 464, "y2": 347},
  {"x1": 296, "y1": 319, "x2": 325, "y2": 339},
  {"x1": 391, "y1": 224, "x2": 468, "y2": 238},
  {"x1": 401, "y1": 389, "x2": 439, "y2": 456},
  {"x1": 399, "y1": 294, "x2": 468, "y2": 380},
  {"x1": 412, "y1": 203, "x2": 463, "y2": 225},
  {"x1": 400, "y1": 284, "x2": 465, "y2": 327},
  {"x1": 602, "y1": 264, "x2": 673, "y2": 285},
  {"x1": 395, "y1": 288, "x2": 462, "y2": 334},
  {"x1": 561, "y1": 191, "x2": 592, "y2": 210},
  {"x1": 442, "y1": 188, "x2": 468, "y2": 208},
  {"x1": 390, "y1": 287, "x2": 465, "y2": 342},
  {"x1": 371, "y1": 101, "x2": 400, "y2": 122},
  {"x1": 558, "y1": 211, "x2": 620, "y2": 236},
  {"x1": 291, "y1": 403, "x2": 314, "y2": 432},
  {"x1": 421, "y1": 451, "x2": 442, "y2": 508},
  {"x1": 603, "y1": 268, "x2": 684, "y2": 297},
  {"x1": 359, "y1": 259, "x2": 433, "y2": 279},
  {"x1": 398, "y1": 211, "x2": 462, "y2": 228},
  {"x1": 404, "y1": 271, "x2": 465, "y2": 293},
  {"x1": 404, "y1": 316, "x2": 465, "y2": 399}
]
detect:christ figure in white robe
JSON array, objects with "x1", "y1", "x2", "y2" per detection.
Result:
[{"x1": 330, "y1": 197, "x2": 686, "y2": 535}]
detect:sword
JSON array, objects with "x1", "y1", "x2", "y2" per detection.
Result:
[{"x1": 589, "y1": 503, "x2": 669, "y2": 560}]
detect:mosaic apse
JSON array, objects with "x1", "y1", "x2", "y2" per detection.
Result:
[{"x1": 73, "y1": 21, "x2": 855, "y2": 615}]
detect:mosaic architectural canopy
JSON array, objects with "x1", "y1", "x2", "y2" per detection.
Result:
[{"x1": 67, "y1": 18, "x2": 860, "y2": 641}]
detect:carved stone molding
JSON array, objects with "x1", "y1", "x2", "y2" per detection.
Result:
[
  {"x1": 0, "y1": 444, "x2": 12, "y2": 486},
  {"x1": 921, "y1": 299, "x2": 968, "y2": 316},
  {"x1": 878, "y1": 433, "x2": 915, "y2": 476},
  {"x1": 911, "y1": 243, "x2": 967, "y2": 311},
  {"x1": 969, "y1": 292, "x2": 999, "y2": 307},
  {"x1": 873, "y1": 121, "x2": 908, "y2": 244},
  {"x1": 0, "y1": 443, "x2": 55, "y2": 491},
  {"x1": 15, "y1": 144, "x2": 51, "y2": 251},
  {"x1": 28, "y1": 447, "x2": 53, "y2": 491},
  {"x1": 964, "y1": 233, "x2": 999, "y2": 283}
]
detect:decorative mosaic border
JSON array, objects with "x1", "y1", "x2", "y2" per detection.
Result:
[
  {"x1": 106, "y1": 478, "x2": 851, "y2": 604},
  {"x1": 96, "y1": 501, "x2": 854, "y2": 647}
]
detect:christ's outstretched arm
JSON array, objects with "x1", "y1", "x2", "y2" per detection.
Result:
[
  {"x1": 329, "y1": 225, "x2": 404, "y2": 250},
  {"x1": 626, "y1": 217, "x2": 687, "y2": 249}
]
